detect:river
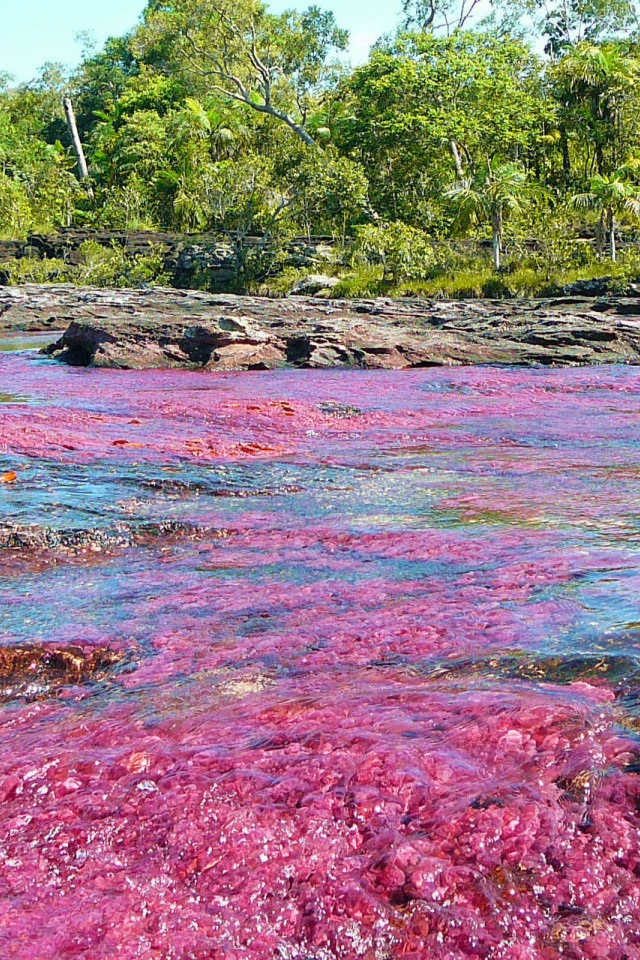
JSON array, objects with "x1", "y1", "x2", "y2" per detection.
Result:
[{"x1": 1, "y1": 337, "x2": 639, "y2": 959}]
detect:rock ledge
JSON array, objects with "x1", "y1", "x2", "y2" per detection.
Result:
[{"x1": 3, "y1": 285, "x2": 640, "y2": 368}]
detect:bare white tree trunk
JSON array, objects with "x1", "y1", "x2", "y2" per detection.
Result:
[
  {"x1": 609, "y1": 212, "x2": 617, "y2": 261},
  {"x1": 492, "y1": 232, "x2": 501, "y2": 271},
  {"x1": 492, "y1": 212, "x2": 502, "y2": 271},
  {"x1": 63, "y1": 98, "x2": 91, "y2": 183},
  {"x1": 449, "y1": 140, "x2": 465, "y2": 181}
]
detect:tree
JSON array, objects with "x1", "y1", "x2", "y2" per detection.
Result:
[
  {"x1": 337, "y1": 32, "x2": 547, "y2": 227},
  {"x1": 550, "y1": 42, "x2": 639, "y2": 179},
  {"x1": 499, "y1": 0, "x2": 639, "y2": 53},
  {"x1": 72, "y1": 36, "x2": 140, "y2": 139},
  {"x1": 141, "y1": 0, "x2": 348, "y2": 146},
  {"x1": 0, "y1": 75, "x2": 83, "y2": 234},
  {"x1": 446, "y1": 162, "x2": 528, "y2": 269},
  {"x1": 401, "y1": 0, "x2": 485, "y2": 33},
  {"x1": 284, "y1": 149, "x2": 369, "y2": 240},
  {"x1": 572, "y1": 165, "x2": 640, "y2": 259}
]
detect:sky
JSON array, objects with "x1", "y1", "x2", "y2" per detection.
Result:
[{"x1": 0, "y1": 0, "x2": 399, "y2": 84}]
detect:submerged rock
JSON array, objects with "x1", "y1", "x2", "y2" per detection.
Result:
[
  {"x1": 0, "y1": 644, "x2": 123, "y2": 702},
  {"x1": 0, "y1": 520, "x2": 233, "y2": 558}
]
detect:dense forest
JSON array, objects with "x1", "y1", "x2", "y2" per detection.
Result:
[{"x1": 4, "y1": 0, "x2": 640, "y2": 296}]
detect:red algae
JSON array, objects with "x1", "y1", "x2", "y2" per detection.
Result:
[{"x1": 1, "y1": 351, "x2": 640, "y2": 958}]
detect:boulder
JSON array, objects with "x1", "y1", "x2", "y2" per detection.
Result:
[{"x1": 288, "y1": 274, "x2": 340, "y2": 296}]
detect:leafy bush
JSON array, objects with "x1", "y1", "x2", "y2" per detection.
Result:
[
  {"x1": 75, "y1": 241, "x2": 169, "y2": 287},
  {"x1": 1, "y1": 256, "x2": 72, "y2": 284},
  {"x1": 354, "y1": 222, "x2": 434, "y2": 282},
  {"x1": 1, "y1": 243, "x2": 169, "y2": 288},
  {"x1": 0, "y1": 174, "x2": 33, "y2": 239}
]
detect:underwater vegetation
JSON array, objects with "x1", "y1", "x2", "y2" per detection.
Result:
[{"x1": 1, "y1": 345, "x2": 640, "y2": 957}]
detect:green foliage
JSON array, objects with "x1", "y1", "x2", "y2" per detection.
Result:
[
  {"x1": 446, "y1": 162, "x2": 528, "y2": 269},
  {"x1": 252, "y1": 264, "x2": 322, "y2": 296},
  {"x1": 0, "y1": 173, "x2": 33, "y2": 238},
  {"x1": 572, "y1": 163, "x2": 640, "y2": 259},
  {"x1": 510, "y1": 0, "x2": 638, "y2": 52},
  {"x1": 140, "y1": 0, "x2": 347, "y2": 144},
  {"x1": 550, "y1": 43, "x2": 639, "y2": 180},
  {"x1": 329, "y1": 265, "x2": 385, "y2": 298},
  {"x1": 2, "y1": 243, "x2": 169, "y2": 288},
  {"x1": 1, "y1": 256, "x2": 72, "y2": 284},
  {"x1": 336, "y1": 32, "x2": 547, "y2": 227},
  {"x1": 316, "y1": 248, "x2": 640, "y2": 300},
  {"x1": 285, "y1": 150, "x2": 370, "y2": 239},
  {"x1": 354, "y1": 221, "x2": 434, "y2": 281},
  {"x1": 5, "y1": 0, "x2": 640, "y2": 293}
]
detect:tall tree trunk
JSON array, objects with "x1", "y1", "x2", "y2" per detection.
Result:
[
  {"x1": 609, "y1": 211, "x2": 617, "y2": 262},
  {"x1": 596, "y1": 210, "x2": 605, "y2": 260},
  {"x1": 560, "y1": 125, "x2": 571, "y2": 184},
  {"x1": 63, "y1": 98, "x2": 92, "y2": 194},
  {"x1": 492, "y1": 212, "x2": 502, "y2": 271},
  {"x1": 449, "y1": 140, "x2": 465, "y2": 181}
]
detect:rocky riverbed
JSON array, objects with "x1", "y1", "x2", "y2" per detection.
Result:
[{"x1": 3, "y1": 283, "x2": 640, "y2": 367}]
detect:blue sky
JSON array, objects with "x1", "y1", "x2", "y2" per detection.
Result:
[{"x1": 0, "y1": 0, "x2": 399, "y2": 83}]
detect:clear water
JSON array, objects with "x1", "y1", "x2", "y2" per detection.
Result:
[{"x1": 1, "y1": 343, "x2": 640, "y2": 959}]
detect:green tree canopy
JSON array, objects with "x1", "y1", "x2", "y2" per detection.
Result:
[{"x1": 138, "y1": 0, "x2": 348, "y2": 145}]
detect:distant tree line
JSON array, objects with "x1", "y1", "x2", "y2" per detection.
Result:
[{"x1": 4, "y1": 0, "x2": 640, "y2": 293}]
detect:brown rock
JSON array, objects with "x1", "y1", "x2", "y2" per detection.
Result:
[
  {"x1": 2, "y1": 285, "x2": 640, "y2": 368},
  {"x1": 0, "y1": 644, "x2": 123, "y2": 702}
]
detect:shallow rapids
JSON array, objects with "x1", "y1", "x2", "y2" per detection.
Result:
[{"x1": 1, "y1": 339, "x2": 640, "y2": 959}]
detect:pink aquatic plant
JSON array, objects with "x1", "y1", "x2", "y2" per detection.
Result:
[{"x1": 0, "y1": 353, "x2": 640, "y2": 958}]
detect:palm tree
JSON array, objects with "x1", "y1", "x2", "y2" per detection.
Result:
[
  {"x1": 555, "y1": 43, "x2": 636, "y2": 92},
  {"x1": 552, "y1": 43, "x2": 638, "y2": 177},
  {"x1": 572, "y1": 165, "x2": 640, "y2": 261},
  {"x1": 446, "y1": 163, "x2": 527, "y2": 271}
]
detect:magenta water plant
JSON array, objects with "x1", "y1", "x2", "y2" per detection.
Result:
[{"x1": 0, "y1": 349, "x2": 640, "y2": 958}]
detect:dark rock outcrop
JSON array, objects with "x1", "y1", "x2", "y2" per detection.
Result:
[
  {"x1": 0, "y1": 644, "x2": 124, "y2": 702},
  {"x1": 3, "y1": 285, "x2": 640, "y2": 367},
  {"x1": 559, "y1": 277, "x2": 640, "y2": 297},
  {"x1": 0, "y1": 519, "x2": 233, "y2": 558}
]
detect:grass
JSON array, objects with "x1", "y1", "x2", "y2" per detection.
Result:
[
  {"x1": 5, "y1": 245, "x2": 640, "y2": 299},
  {"x1": 323, "y1": 257, "x2": 640, "y2": 300}
]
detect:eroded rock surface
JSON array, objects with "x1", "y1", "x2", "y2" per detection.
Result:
[
  {"x1": 0, "y1": 520, "x2": 233, "y2": 560},
  {"x1": 0, "y1": 644, "x2": 124, "y2": 702},
  {"x1": 3, "y1": 284, "x2": 640, "y2": 367}
]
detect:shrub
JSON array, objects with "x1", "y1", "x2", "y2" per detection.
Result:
[
  {"x1": 1, "y1": 256, "x2": 72, "y2": 284},
  {"x1": 76, "y1": 241, "x2": 169, "y2": 287},
  {"x1": 354, "y1": 222, "x2": 434, "y2": 282}
]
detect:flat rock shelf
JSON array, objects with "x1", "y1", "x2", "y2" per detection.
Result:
[{"x1": 3, "y1": 284, "x2": 640, "y2": 368}]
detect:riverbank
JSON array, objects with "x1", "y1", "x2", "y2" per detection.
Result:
[{"x1": 3, "y1": 284, "x2": 640, "y2": 368}]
